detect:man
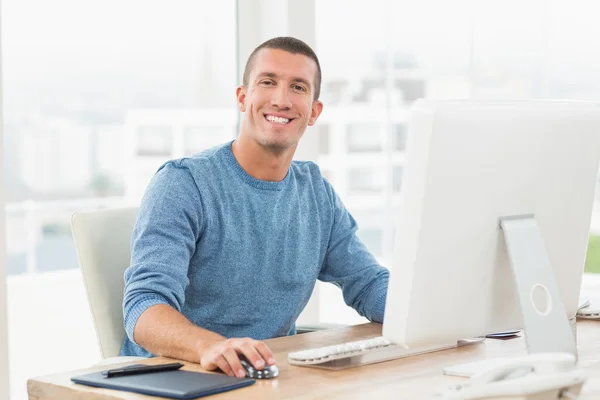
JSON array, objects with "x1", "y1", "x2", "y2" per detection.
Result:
[{"x1": 121, "y1": 37, "x2": 389, "y2": 379}]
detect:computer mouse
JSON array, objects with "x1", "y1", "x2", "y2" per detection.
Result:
[{"x1": 238, "y1": 355, "x2": 279, "y2": 379}]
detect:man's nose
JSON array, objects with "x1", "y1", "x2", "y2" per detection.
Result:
[{"x1": 271, "y1": 86, "x2": 292, "y2": 109}]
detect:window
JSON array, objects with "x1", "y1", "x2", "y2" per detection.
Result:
[
  {"x1": 317, "y1": 0, "x2": 600, "y2": 271},
  {"x1": 3, "y1": 1, "x2": 237, "y2": 399}
]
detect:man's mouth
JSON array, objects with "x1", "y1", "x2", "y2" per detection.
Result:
[{"x1": 264, "y1": 114, "x2": 293, "y2": 125}]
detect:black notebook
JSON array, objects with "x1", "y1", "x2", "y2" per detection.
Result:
[{"x1": 71, "y1": 365, "x2": 255, "y2": 399}]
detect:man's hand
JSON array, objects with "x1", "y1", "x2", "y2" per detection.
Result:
[{"x1": 200, "y1": 338, "x2": 277, "y2": 378}]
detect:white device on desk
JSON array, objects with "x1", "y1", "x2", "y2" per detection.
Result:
[
  {"x1": 288, "y1": 100, "x2": 600, "y2": 374},
  {"x1": 438, "y1": 353, "x2": 586, "y2": 400},
  {"x1": 577, "y1": 297, "x2": 600, "y2": 319}
]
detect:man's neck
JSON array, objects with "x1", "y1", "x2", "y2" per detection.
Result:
[{"x1": 231, "y1": 136, "x2": 296, "y2": 182}]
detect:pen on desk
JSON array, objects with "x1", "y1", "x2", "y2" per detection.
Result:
[{"x1": 102, "y1": 362, "x2": 185, "y2": 378}]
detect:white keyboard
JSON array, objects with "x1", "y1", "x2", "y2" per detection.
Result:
[
  {"x1": 287, "y1": 336, "x2": 482, "y2": 370},
  {"x1": 288, "y1": 336, "x2": 393, "y2": 365}
]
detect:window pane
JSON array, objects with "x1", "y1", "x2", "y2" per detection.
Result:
[{"x1": 347, "y1": 168, "x2": 384, "y2": 193}]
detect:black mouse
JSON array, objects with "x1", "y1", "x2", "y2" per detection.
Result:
[{"x1": 238, "y1": 355, "x2": 279, "y2": 379}]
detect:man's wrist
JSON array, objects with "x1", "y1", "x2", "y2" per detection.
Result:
[{"x1": 195, "y1": 333, "x2": 226, "y2": 359}]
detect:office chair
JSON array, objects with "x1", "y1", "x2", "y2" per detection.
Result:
[
  {"x1": 72, "y1": 207, "x2": 345, "y2": 363},
  {"x1": 71, "y1": 206, "x2": 142, "y2": 364}
]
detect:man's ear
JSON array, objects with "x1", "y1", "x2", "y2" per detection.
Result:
[
  {"x1": 236, "y1": 85, "x2": 247, "y2": 112},
  {"x1": 308, "y1": 100, "x2": 324, "y2": 126}
]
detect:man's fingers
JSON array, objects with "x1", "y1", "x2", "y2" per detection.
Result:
[
  {"x1": 238, "y1": 343, "x2": 266, "y2": 370},
  {"x1": 213, "y1": 354, "x2": 235, "y2": 377},
  {"x1": 200, "y1": 338, "x2": 275, "y2": 377},
  {"x1": 254, "y1": 341, "x2": 276, "y2": 365},
  {"x1": 222, "y1": 348, "x2": 246, "y2": 378}
]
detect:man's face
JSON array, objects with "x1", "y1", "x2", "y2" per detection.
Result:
[{"x1": 236, "y1": 48, "x2": 323, "y2": 152}]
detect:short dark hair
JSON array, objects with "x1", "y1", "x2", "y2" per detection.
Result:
[{"x1": 242, "y1": 37, "x2": 322, "y2": 100}]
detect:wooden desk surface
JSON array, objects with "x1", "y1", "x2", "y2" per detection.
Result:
[{"x1": 28, "y1": 320, "x2": 600, "y2": 400}]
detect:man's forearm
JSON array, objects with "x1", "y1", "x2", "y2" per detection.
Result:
[{"x1": 133, "y1": 304, "x2": 225, "y2": 363}]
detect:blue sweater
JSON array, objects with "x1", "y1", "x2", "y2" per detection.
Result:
[{"x1": 120, "y1": 141, "x2": 389, "y2": 357}]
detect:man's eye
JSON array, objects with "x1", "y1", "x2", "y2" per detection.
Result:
[
  {"x1": 293, "y1": 85, "x2": 306, "y2": 91},
  {"x1": 261, "y1": 81, "x2": 274, "y2": 86}
]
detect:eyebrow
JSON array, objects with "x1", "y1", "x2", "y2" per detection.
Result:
[{"x1": 255, "y1": 72, "x2": 311, "y2": 89}]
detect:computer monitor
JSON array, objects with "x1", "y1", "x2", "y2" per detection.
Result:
[{"x1": 382, "y1": 100, "x2": 600, "y2": 358}]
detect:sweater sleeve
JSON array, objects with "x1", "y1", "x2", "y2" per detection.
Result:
[
  {"x1": 122, "y1": 161, "x2": 203, "y2": 344},
  {"x1": 317, "y1": 179, "x2": 389, "y2": 323}
]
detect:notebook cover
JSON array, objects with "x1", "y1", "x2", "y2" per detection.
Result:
[{"x1": 71, "y1": 365, "x2": 255, "y2": 399}]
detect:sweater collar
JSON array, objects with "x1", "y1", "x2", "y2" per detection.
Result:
[{"x1": 223, "y1": 141, "x2": 291, "y2": 191}]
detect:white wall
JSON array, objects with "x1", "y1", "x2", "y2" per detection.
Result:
[{"x1": 0, "y1": 4, "x2": 10, "y2": 398}]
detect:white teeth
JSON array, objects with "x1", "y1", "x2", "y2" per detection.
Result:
[{"x1": 266, "y1": 115, "x2": 290, "y2": 124}]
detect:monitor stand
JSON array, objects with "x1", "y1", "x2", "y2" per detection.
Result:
[
  {"x1": 443, "y1": 215, "x2": 578, "y2": 378},
  {"x1": 499, "y1": 214, "x2": 577, "y2": 357}
]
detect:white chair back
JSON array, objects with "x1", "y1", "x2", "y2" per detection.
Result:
[{"x1": 71, "y1": 207, "x2": 138, "y2": 359}]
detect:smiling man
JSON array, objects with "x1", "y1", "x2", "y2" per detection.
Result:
[{"x1": 120, "y1": 37, "x2": 389, "y2": 379}]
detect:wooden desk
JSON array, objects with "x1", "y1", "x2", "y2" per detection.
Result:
[{"x1": 28, "y1": 320, "x2": 600, "y2": 400}]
